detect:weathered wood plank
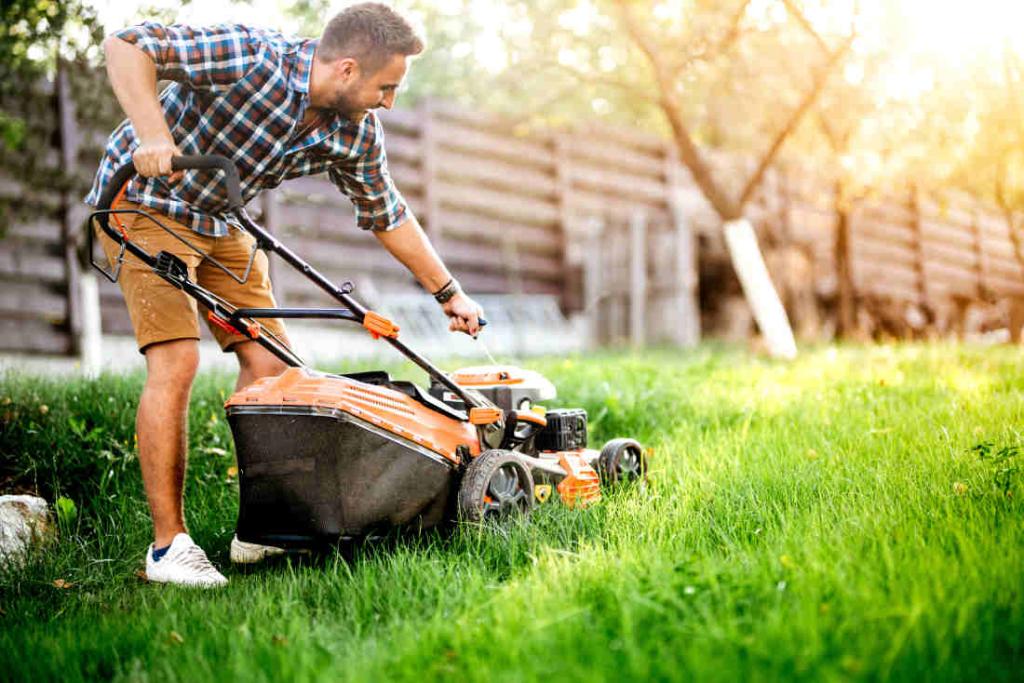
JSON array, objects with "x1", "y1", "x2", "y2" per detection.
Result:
[
  {"x1": 850, "y1": 218, "x2": 917, "y2": 249},
  {"x1": 850, "y1": 237, "x2": 918, "y2": 268},
  {"x1": 377, "y1": 107, "x2": 423, "y2": 134},
  {"x1": 0, "y1": 280, "x2": 67, "y2": 319},
  {"x1": 435, "y1": 181, "x2": 559, "y2": 226},
  {"x1": 984, "y1": 258, "x2": 1024, "y2": 281},
  {"x1": 921, "y1": 240, "x2": 984, "y2": 271},
  {"x1": 979, "y1": 239, "x2": 1020, "y2": 261},
  {"x1": 563, "y1": 136, "x2": 666, "y2": 180},
  {"x1": 565, "y1": 189, "x2": 672, "y2": 222},
  {"x1": 919, "y1": 218, "x2": 976, "y2": 249},
  {"x1": 922, "y1": 259, "x2": 978, "y2": 289},
  {"x1": 0, "y1": 248, "x2": 66, "y2": 283},
  {"x1": 851, "y1": 260, "x2": 919, "y2": 289},
  {"x1": 3, "y1": 218, "x2": 63, "y2": 244},
  {"x1": 0, "y1": 319, "x2": 70, "y2": 354},
  {"x1": 435, "y1": 148, "x2": 557, "y2": 199},
  {"x1": 440, "y1": 240, "x2": 563, "y2": 281},
  {"x1": 458, "y1": 270, "x2": 563, "y2": 296},
  {"x1": 856, "y1": 201, "x2": 916, "y2": 227},
  {"x1": 433, "y1": 121, "x2": 554, "y2": 169},
  {"x1": 568, "y1": 164, "x2": 668, "y2": 206},
  {"x1": 438, "y1": 208, "x2": 562, "y2": 255},
  {"x1": 984, "y1": 273, "x2": 1024, "y2": 296}
]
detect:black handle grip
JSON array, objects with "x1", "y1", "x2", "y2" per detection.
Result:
[{"x1": 94, "y1": 154, "x2": 243, "y2": 212}]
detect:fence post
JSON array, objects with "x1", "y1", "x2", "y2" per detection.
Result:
[
  {"x1": 582, "y1": 216, "x2": 605, "y2": 347},
  {"x1": 969, "y1": 201, "x2": 985, "y2": 299},
  {"x1": 629, "y1": 210, "x2": 647, "y2": 348},
  {"x1": 665, "y1": 147, "x2": 700, "y2": 347},
  {"x1": 833, "y1": 179, "x2": 856, "y2": 338},
  {"x1": 555, "y1": 134, "x2": 574, "y2": 312},
  {"x1": 909, "y1": 185, "x2": 927, "y2": 306},
  {"x1": 56, "y1": 60, "x2": 93, "y2": 362}
]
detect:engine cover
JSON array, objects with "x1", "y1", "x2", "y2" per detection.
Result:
[{"x1": 536, "y1": 408, "x2": 588, "y2": 451}]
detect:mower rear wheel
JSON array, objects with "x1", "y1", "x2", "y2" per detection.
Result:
[
  {"x1": 458, "y1": 449, "x2": 534, "y2": 523},
  {"x1": 598, "y1": 438, "x2": 647, "y2": 487}
]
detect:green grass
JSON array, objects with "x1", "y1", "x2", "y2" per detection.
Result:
[{"x1": 1, "y1": 344, "x2": 1022, "y2": 682}]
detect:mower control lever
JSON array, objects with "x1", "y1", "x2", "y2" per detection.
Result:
[
  {"x1": 94, "y1": 154, "x2": 244, "y2": 214},
  {"x1": 169, "y1": 155, "x2": 244, "y2": 209}
]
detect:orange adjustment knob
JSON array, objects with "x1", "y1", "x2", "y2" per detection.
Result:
[
  {"x1": 363, "y1": 311, "x2": 400, "y2": 339},
  {"x1": 469, "y1": 407, "x2": 502, "y2": 425}
]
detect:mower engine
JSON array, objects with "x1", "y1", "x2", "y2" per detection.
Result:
[{"x1": 440, "y1": 365, "x2": 645, "y2": 514}]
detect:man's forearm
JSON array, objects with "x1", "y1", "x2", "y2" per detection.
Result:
[
  {"x1": 373, "y1": 215, "x2": 452, "y2": 293},
  {"x1": 103, "y1": 36, "x2": 174, "y2": 145}
]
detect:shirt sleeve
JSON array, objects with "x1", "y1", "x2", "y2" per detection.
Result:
[
  {"x1": 113, "y1": 22, "x2": 262, "y2": 90},
  {"x1": 328, "y1": 114, "x2": 410, "y2": 232}
]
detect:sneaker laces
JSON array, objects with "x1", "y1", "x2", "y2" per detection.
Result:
[{"x1": 176, "y1": 543, "x2": 219, "y2": 574}]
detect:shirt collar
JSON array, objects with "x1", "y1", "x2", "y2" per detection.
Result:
[{"x1": 288, "y1": 38, "x2": 318, "y2": 94}]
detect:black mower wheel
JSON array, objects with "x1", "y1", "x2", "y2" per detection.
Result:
[
  {"x1": 458, "y1": 449, "x2": 534, "y2": 523},
  {"x1": 598, "y1": 438, "x2": 648, "y2": 487}
]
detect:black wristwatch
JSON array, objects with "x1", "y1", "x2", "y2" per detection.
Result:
[{"x1": 433, "y1": 278, "x2": 461, "y2": 304}]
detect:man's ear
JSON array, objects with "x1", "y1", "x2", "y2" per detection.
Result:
[{"x1": 333, "y1": 57, "x2": 360, "y2": 83}]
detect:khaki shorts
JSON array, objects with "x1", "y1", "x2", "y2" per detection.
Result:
[{"x1": 95, "y1": 199, "x2": 288, "y2": 354}]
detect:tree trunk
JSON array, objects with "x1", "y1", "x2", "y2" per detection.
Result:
[{"x1": 723, "y1": 219, "x2": 797, "y2": 359}]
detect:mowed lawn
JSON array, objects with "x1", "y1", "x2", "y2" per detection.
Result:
[{"x1": 1, "y1": 344, "x2": 1022, "y2": 682}]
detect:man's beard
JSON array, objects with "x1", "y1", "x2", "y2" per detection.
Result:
[{"x1": 327, "y1": 89, "x2": 368, "y2": 121}]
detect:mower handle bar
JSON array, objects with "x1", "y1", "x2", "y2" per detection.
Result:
[
  {"x1": 92, "y1": 154, "x2": 490, "y2": 410},
  {"x1": 95, "y1": 154, "x2": 243, "y2": 213},
  {"x1": 96, "y1": 155, "x2": 487, "y2": 333}
]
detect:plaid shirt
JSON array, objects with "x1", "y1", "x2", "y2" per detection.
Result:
[{"x1": 85, "y1": 22, "x2": 409, "y2": 236}]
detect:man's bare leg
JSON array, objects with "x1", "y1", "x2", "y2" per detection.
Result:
[
  {"x1": 233, "y1": 339, "x2": 290, "y2": 391},
  {"x1": 137, "y1": 338, "x2": 200, "y2": 547}
]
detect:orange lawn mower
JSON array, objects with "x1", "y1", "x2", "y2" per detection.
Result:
[{"x1": 90, "y1": 155, "x2": 649, "y2": 549}]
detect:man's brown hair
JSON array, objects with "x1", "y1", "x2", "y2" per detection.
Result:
[{"x1": 318, "y1": 2, "x2": 424, "y2": 74}]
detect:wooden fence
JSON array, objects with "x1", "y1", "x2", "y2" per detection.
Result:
[
  {"x1": 3, "y1": 68, "x2": 1024, "y2": 357},
  {"x1": 0, "y1": 73, "x2": 700, "y2": 355}
]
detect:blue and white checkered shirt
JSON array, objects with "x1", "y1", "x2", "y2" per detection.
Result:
[{"x1": 85, "y1": 22, "x2": 409, "y2": 236}]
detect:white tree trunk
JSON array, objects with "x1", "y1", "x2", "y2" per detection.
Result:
[{"x1": 723, "y1": 219, "x2": 798, "y2": 359}]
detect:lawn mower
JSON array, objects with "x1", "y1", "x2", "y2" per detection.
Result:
[{"x1": 91, "y1": 155, "x2": 649, "y2": 549}]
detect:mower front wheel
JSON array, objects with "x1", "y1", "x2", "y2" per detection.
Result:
[
  {"x1": 598, "y1": 438, "x2": 648, "y2": 487},
  {"x1": 458, "y1": 449, "x2": 534, "y2": 523}
]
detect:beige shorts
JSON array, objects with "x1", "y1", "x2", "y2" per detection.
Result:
[{"x1": 95, "y1": 199, "x2": 288, "y2": 354}]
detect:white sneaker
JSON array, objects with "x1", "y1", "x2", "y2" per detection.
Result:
[
  {"x1": 230, "y1": 534, "x2": 287, "y2": 564},
  {"x1": 145, "y1": 533, "x2": 228, "y2": 588}
]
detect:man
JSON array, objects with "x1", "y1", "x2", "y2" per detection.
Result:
[{"x1": 86, "y1": 3, "x2": 484, "y2": 587}]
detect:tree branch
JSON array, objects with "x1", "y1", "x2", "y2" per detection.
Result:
[
  {"x1": 817, "y1": 111, "x2": 842, "y2": 154},
  {"x1": 711, "y1": 0, "x2": 755, "y2": 57},
  {"x1": 613, "y1": 0, "x2": 740, "y2": 218},
  {"x1": 534, "y1": 56, "x2": 654, "y2": 101},
  {"x1": 779, "y1": 0, "x2": 830, "y2": 54},
  {"x1": 738, "y1": 31, "x2": 855, "y2": 209}
]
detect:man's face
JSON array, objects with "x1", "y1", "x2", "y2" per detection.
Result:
[{"x1": 326, "y1": 53, "x2": 408, "y2": 121}]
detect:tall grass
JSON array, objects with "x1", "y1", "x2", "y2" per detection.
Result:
[{"x1": 0, "y1": 344, "x2": 1021, "y2": 682}]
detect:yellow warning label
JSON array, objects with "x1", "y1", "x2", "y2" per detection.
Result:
[{"x1": 534, "y1": 484, "x2": 552, "y2": 503}]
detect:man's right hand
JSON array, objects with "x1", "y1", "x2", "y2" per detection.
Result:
[{"x1": 133, "y1": 139, "x2": 180, "y2": 177}]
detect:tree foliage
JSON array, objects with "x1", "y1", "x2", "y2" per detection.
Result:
[{"x1": 0, "y1": 0, "x2": 108, "y2": 234}]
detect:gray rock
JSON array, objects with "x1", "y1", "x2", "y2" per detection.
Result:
[{"x1": 0, "y1": 495, "x2": 51, "y2": 566}]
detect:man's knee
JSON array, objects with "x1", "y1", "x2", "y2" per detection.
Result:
[{"x1": 143, "y1": 339, "x2": 200, "y2": 388}]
